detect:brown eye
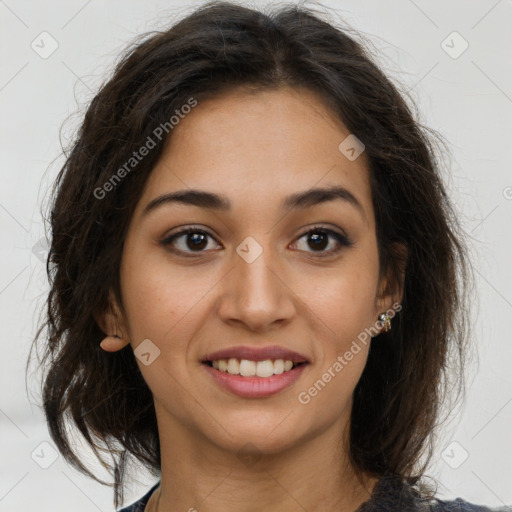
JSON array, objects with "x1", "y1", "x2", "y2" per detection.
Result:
[
  {"x1": 293, "y1": 226, "x2": 353, "y2": 257},
  {"x1": 161, "y1": 225, "x2": 353, "y2": 258},
  {"x1": 161, "y1": 227, "x2": 221, "y2": 256}
]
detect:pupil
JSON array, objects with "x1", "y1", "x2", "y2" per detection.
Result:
[
  {"x1": 188, "y1": 233, "x2": 207, "y2": 250},
  {"x1": 309, "y1": 232, "x2": 327, "y2": 250}
]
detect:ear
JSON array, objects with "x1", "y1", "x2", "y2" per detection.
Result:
[
  {"x1": 375, "y1": 242, "x2": 408, "y2": 312},
  {"x1": 94, "y1": 290, "x2": 131, "y2": 352}
]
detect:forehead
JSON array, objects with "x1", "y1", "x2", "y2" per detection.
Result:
[{"x1": 135, "y1": 86, "x2": 374, "y2": 225}]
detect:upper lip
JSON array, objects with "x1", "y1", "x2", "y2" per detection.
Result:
[{"x1": 202, "y1": 345, "x2": 310, "y2": 363}]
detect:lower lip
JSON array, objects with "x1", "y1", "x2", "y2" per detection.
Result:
[{"x1": 202, "y1": 363, "x2": 308, "y2": 398}]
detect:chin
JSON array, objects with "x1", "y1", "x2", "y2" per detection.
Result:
[{"x1": 206, "y1": 417, "x2": 308, "y2": 456}]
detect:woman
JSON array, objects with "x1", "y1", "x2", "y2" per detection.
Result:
[{"x1": 30, "y1": 1, "x2": 511, "y2": 511}]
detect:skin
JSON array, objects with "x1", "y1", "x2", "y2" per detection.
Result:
[{"x1": 99, "y1": 85, "x2": 405, "y2": 511}]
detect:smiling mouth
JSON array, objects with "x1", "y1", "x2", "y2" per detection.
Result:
[{"x1": 203, "y1": 358, "x2": 308, "y2": 378}]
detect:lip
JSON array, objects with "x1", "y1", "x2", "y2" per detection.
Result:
[
  {"x1": 202, "y1": 345, "x2": 310, "y2": 364},
  {"x1": 202, "y1": 362, "x2": 309, "y2": 398}
]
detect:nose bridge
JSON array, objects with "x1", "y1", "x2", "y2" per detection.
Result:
[
  {"x1": 216, "y1": 235, "x2": 295, "y2": 330},
  {"x1": 238, "y1": 242, "x2": 279, "y2": 296}
]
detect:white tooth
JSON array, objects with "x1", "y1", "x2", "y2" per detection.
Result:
[
  {"x1": 227, "y1": 358, "x2": 240, "y2": 375},
  {"x1": 256, "y1": 360, "x2": 274, "y2": 378},
  {"x1": 273, "y1": 359, "x2": 284, "y2": 374},
  {"x1": 239, "y1": 359, "x2": 256, "y2": 376},
  {"x1": 212, "y1": 358, "x2": 298, "y2": 376},
  {"x1": 255, "y1": 359, "x2": 274, "y2": 377}
]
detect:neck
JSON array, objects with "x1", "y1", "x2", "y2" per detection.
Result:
[{"x1": 149, "y1": 402, "x2": 378, "y2": 512}]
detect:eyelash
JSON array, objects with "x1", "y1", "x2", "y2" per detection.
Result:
[{"x1": 160, "y1": 225, "x2": 354, "y2": 259}]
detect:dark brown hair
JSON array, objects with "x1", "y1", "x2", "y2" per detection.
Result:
[{"x1": 28, "y1": 1, "x2": 474, "y2": 508}]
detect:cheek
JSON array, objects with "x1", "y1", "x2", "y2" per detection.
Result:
[
  {"x1": 296, "y1": 268, "x2": 375, "y2": 416},
  {"x1": 302, "y1": 258, "x2": 378, "y2": 348},
  {"x1": 331, "y1": 273, "x2": 375, "y2": 340},
  {"x1": 294, "y1": 247, "x2": 378, "y2": 410},
  {"x1": 119, "y1": 249, "x2": 213, "y2": 403},
  {"x1": 119, "y1": 238, "x2": 203, "y2": 344},
  {"x1": 122, "y1": 263, "x2": 207, "y2": 345}
]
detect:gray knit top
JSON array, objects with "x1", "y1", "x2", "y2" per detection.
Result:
[{"x1": 117, "y1": 475, "x2": 511, "y2": 511}]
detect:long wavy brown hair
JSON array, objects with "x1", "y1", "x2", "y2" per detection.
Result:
[{"x1": 28, "y1": 1, "x2": 475, "y2": 508}]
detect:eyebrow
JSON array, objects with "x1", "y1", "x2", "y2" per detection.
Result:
[{"x1": 142, "y1": 185, "x2": 366, "y2": 221}]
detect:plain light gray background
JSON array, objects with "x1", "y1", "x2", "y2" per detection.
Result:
[{"x1": 1, "y1": 0, "x2": 511, "y2": 510}]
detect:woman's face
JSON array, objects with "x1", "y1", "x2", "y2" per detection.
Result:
[{"x1": 113, "y1": 86, "x2": 398, "y2": 455}]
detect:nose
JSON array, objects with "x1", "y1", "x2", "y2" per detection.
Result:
[{"x1": 215, "y1": 246, "x2": 296, "y2": 332}]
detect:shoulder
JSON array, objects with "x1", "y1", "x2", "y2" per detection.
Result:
[
  {"x1": 363, "y1": 475, "x2": 511, "y2": 512},
  {"x1": 116, "y1": 482, "x2": 160, "y2": 512},
  {"x1": 430, "y1": 497, "x2": 512, "y2": 512}
]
